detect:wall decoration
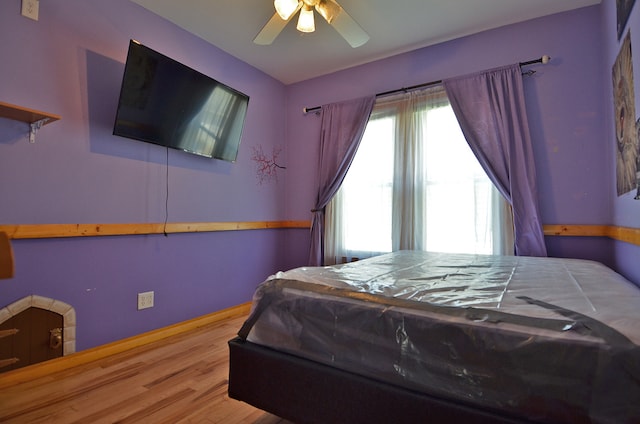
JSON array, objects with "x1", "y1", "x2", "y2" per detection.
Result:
[
  {"x1": 612, "y1": 31, "x2": 640, "y2": 196},
  {"x1": 617, "y1": 0, "x2": 637, "y2": 39},
  {"x1": 635, "y1": 120, "x2": 640, "y2": 199},
  {"x1": 251, "y1": 145, "x2": 286, "y2": 184}
]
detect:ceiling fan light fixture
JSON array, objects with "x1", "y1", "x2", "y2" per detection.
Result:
[
  {"x1": 255, "y1": 0, "x2": 369, "y2": 47},
  {"x1": 297, "y1": 5, "x2": 315, "y2": 33},
  {"x1": 274, "y1": 0, "x2": 300, "y2": 20}
]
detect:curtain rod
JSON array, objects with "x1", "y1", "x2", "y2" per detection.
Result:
[{"x1": 302, "y1": 55, "x2": 551, "y2": 114}]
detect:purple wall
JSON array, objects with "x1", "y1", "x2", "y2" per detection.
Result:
[
  {"x1": 0, "y1": 0, "x2": 288, "y2": 224},
  {"x1": 5, "y1": 231, "x2": 300, "y2": 348},
  {"x1": 600, "y1": 0, "x2": 640, "y2": 282},
  {"x1": 0, "y1": 0, "x2": 308, "y2": 350},
  {"x1": 1, "y1": 0, "x2": 638, "y2": 351},
  {"x1": 284, "y1": 5, "x2": 640, "y2": 280}
]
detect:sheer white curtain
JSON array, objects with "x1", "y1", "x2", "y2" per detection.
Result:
[{"x1": 325, "y1": 85, "x2": 513, "y2": 265}]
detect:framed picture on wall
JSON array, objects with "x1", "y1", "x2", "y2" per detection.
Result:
[
  {"x1": 612, "y1": 31, "x2": 640, "y2": 196},
  {"x1": 617, "y1": 0, "x2": 637, "y2": 39}
]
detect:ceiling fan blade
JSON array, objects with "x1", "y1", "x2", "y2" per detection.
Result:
[
  {"x1": 254, "y1": 12, "x2": 288, "y2": 45},
  {"x1": 315, "y1": 0, "x2": 341, "y2": 23},
  {"x1": 316, "y1": 0, "x2": 369, "y2": 48},
  {"x1": 254, "y1": 6, "x2": 300, "y2": 45}
]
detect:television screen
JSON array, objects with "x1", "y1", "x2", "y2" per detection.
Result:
[{"x1": 113, "y1": 40, "x2": 249, "y2": 162}]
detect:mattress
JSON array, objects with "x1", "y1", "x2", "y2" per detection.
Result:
[{"x1": 239, "y1": 251, "x2": 640, "y2": 423}]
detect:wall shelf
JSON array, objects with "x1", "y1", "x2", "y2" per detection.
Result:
[{"x1": 0, "y1": 101, "x2": 61, "y2": 143}]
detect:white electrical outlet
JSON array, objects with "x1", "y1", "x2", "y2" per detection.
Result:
[
  {"x1": 137, "y1": 291, "x2": 154, "y2": 310},
  {"x1": 21, "y1": 0, "x2": 39, "y2": 21}
]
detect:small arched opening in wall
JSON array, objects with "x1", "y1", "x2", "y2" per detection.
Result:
[{"x1": 0, "y1": 295, "x2": 76, "y2": 355}]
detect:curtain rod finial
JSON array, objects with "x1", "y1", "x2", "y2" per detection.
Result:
[
  {"x1": 303, "y1": 106, "x2": 321, "y2": 115},
  {"x1": 541, "y1": 55, "x2": 551, "y2": 64}
]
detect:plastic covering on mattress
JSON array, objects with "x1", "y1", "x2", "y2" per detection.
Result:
[{"x1": 240, "y1": 251, "x2": 640, "y2": 424}]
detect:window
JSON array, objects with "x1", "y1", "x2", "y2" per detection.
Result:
[
  {"x1": 325, "y1": 86, "x2": 513, "y2": 264},
  {"x1": 330, "y1": 116, "x2": 394, "y2": 254}
]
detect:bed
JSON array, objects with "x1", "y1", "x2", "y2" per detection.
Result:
[{"x1": 228, "y1": 251, "x2": 640, "y2": 424}]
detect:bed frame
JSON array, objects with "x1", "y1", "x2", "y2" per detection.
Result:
[
  {"x1": 228, "y1": 252, "x2": 640, "y2": 423},
  {"x1": 228, "y1": 337, "x2": 539, "y2": 424}
]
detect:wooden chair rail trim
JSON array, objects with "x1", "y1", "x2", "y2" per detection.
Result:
[
  {"x1": 604, "y1": 225, "x2": 640, "y2": 246},
  {"x1": 543, "y1": 224, "x2": 640, "y2": 246},
  {"x1": 0, "y1": 302, "x2": 252, "y2": 389},
  {"x1": 0, "y1": 221, "x2": 311, "y2": 240},
  {"x1": 542, "y1": 224, "x2": 610, "y2": 237},
  {"x1": 0, "y1": 222, "x2": 638, "y2": 246}
]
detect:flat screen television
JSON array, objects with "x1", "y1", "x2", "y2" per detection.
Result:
[{"x1": 113, "y1": 40, "x2": 249, "y2": 162}]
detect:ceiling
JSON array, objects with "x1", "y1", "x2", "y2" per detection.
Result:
[{"x1": 130, "y1": 0, "x2": 600, "y2": 85}]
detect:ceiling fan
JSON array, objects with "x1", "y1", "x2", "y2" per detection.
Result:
[{"x1": 254, "y1": 0, "x2": 369, "y2": 48}]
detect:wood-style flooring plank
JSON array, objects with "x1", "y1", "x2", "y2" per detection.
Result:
[{"x1": 0, "y1": 314, "x2": 292, "y2": 423}]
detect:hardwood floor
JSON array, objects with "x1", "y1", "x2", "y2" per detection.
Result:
[{"x1": 0, "y1": 313, "x2": 292, "y2": 423}]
